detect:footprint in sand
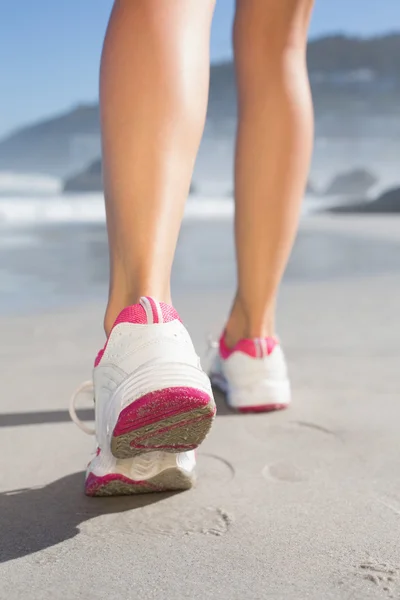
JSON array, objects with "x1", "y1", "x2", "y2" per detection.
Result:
[
  {"x1": 133, "y1": 455, "x2": 235, "y2": 537},
  {"x1": 81, "y1": 454, "x2": 235, "y2": 539},
  {"x1": 263, "y1": 461, "x2": 309, "y2": 483},
  {"x1": 196, "y1": 453, "x2": 235, "y2": 485},
  {"x1": 108, "y1": 498, "x2": 233, "y2": 537},
  {"x1": 85, "y1": 504, "x2": 234, "y2": 538},
  {"x1": 357, "y1": 561, "x2": 399, "y2": 598},
  {"x1": 258, "y1": 421, "x2": 342, "y2": 484}
]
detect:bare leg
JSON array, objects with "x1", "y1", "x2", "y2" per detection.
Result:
[
  {"x1": 225, "y1": 0, "x2": 314, "y2": 346},
  {"x1": 101, "y1": 0, "x2": 215, "y2": 334}
]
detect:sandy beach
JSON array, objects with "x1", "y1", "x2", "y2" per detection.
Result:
[{"x1": 1, "y1": 213, "x2": 400, "y2": 599}]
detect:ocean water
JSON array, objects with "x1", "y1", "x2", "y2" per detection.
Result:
[
  {"x1": 0, "y1": 174, "x2": 232, "y2": 314},
  {"x1": 0, "y1": 172, "x2": 337, "y2": 231},
  {"x1": 2, "y1": 126, "x2": 400, "y2": 230},
  {"x1": 1, "y1": 171, "x2": 400, "y2": 316}
]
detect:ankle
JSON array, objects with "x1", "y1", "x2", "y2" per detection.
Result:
[
  {"x1": 224, "y1": 296, "x2": 275, "y2": 348},
  {"x1": 104, "y1": 285, "x2": 172, "y2": 336}
]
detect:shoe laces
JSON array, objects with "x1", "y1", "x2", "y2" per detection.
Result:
[{"x1": 69, "y1": 380, "x2": 96, "y2": 436}]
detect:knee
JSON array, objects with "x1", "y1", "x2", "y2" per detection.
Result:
[{"x1": 234, "y1": 0, "x2": 314, "y2": 60}]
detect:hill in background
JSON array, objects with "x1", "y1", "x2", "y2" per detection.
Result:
[{"x1": 1, "y1": 34, "x2": 400, "y2": 177}]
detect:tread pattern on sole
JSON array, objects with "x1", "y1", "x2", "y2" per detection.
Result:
[
  {"x1": 111, "y1": 387, "x2": 216, "y2": 459},
  {"x1": 85, "y1": 468, "x2": 194, "y2": 497}
]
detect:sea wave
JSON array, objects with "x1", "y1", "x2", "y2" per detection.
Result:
[
  {"x1": 0, "y1": 194, "x2": 106, "y2": 226},
  {"x1": 0, "y1": 172, "x2": 62, "y2": 195},
  {"x1": 0, "y1": 194, "x2": 238, "y2": 227},
  {"x1": 0, "y1": 192, "x2": 329, "y2": 228}
]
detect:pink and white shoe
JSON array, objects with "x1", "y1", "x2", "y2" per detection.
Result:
[
  {"x1": 85, "y1": 446, "x2": 196, "y2": 497},
  {"x1": 69, "y1": 297, "x2": 215, "y2": 494},
  {"x1": 70, "y1": 380, "x2": 197, "y2": 496},
  {"x1": 209, "y1": 334, "x2": 291, "y2": 413}
]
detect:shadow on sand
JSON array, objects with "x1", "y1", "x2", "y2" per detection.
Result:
[
  {"x1": 0, "y1": 390, "x2": 233, "y2": 563},
  {"x1": 0, "y1": 472, "x2": 174, "y2": 564}
]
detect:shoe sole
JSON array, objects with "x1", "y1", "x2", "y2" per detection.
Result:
[
  {"x1": 210, "y1": 372, "x2": 290, "y2": 414},
  {"x1": 111, "y1": 386, "x2": 216, "y2": 459},
  {"x1": 85, "y1": 466, "x2": 195, "y2": 497}
]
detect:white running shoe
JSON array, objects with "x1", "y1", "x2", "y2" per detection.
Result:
[
  {"x1": 69, "y1": 297, "x2": 215, "y2": 495},
  {"x1": 209, "y1": 334, "x2": 291, "y2": 413},
  {"x1": 70, "y1": 380, "x2": 197, "y2": 496}
]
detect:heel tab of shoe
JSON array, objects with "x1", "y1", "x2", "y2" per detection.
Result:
[
  {"x1": 219, "y1": 333, "x2": 278, "y2": 360},
  {"x1": 139, "y1": 297, "x2": 181, "y2": 325},
  {"x1": 112, "y1": 298, "x2": 181, "y2": 328},
  {"x1": 94, "y1": 299, "x2": 181, "y2": 367}
]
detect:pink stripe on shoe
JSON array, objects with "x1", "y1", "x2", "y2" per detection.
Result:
[
  {"x1": 94, "y1": 348, "x2": 105, "y2": 367},
  {"x1": 113, "y1": 300, "x2": 180, "y2": 328},
  {"x1": 114, "y1": 304, "x2": 148, "y2": 326},
  {"x1": 237, "y1": 403, "x2": 288, "y2": 413},
  {"x1": 219, "y1": 334, "x2": 278, "y2": 360}
]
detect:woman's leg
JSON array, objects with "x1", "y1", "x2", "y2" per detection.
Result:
[
  {"x1": 225, "y1": 0, "x2": 314, "y2": 346},
  {"x1": 101, "y1": 0, "x2": 215, "y2": 334}
]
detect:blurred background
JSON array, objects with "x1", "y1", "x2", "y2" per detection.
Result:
[
  {"x1": 3, "y1": 5, "x2": 400, "y2": 592},
  {"x1": 1, "y1": 1, "x2": 400, "y2": 315}
]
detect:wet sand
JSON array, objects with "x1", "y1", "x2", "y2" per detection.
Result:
[
  {"x1": 2, "y1": 212, "x2": 400, "y2": 315},
  {"x1": 1, "y1": 214, "x2": 400, "y2": 599}
]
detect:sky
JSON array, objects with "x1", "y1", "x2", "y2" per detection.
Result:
[{"x1": 0, "y1": 0, "x2": 399, "y2": 138}]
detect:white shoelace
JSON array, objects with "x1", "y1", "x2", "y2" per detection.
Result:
[{"x1": 69, "y1": 380, "x2": 96, "y2": 436}]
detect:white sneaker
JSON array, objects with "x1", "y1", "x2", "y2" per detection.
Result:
[
  {"x1": 69, "y1": 296, "x2": 215, "y2": 495},
  {"x1": 210, "y1": 334, "x2": 291, "y2": 413},
  {"x1": 70, "y1": 380, "x2": 197, "y2": 496}
]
